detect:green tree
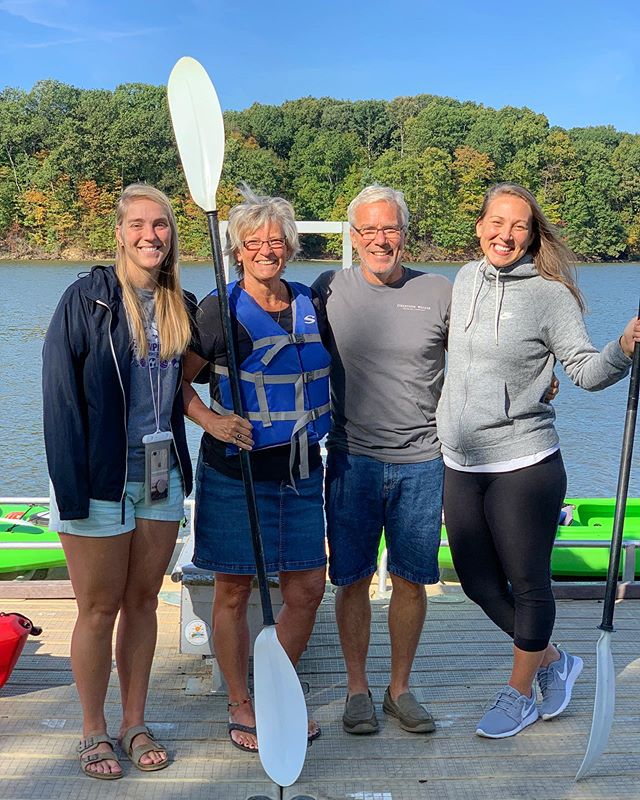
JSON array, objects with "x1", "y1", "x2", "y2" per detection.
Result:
[{"x1": 288, "y1": 127, "x2": 366, "y2": 219}]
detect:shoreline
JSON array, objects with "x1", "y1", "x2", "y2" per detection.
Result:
[{"x1": 2, "y1": 256, "x2": 639, "y2": 267}]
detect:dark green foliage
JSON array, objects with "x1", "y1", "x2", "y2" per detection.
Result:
[{"x1": 0, "y1": 81, "x2": 638, "y2": 260}]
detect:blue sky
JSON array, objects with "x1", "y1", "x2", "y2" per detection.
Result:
[{"x1": 1, "y1": 0, "x2": 639, "y2": 133}]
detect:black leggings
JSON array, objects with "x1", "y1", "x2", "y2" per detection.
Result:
[{"x1": 443, "y1": 451, "x2": 566, "y2": 652}]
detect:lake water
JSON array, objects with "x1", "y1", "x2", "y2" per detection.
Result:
[{"x1": 1, "y1": 260, "x2": 639, "y2": 499}]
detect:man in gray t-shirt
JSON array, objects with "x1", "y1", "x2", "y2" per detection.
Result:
[{"x1": 312, "y1": 185, "x2": 451, "y2": 735}]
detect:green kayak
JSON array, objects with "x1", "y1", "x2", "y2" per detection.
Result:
[
  {"x1": 0, "y1": 503, "x2": 66, "y2": 576},
  {"x1": 377, "y1": 498, "x2": 640, "y2": 580},
  {"x1": 435, "y1": 498, "x2": 640, "y2": 579}
]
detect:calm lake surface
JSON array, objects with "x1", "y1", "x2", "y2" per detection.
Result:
[{"x1": 1, "y1": 260, "x2": 639, "y2": 499}]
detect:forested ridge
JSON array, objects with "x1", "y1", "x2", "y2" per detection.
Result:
[{"x1": 1, "y1": 79, "x2": 640, "y2": 262}]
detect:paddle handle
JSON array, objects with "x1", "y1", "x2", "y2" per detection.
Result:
[
  {"x1": 599, "y1": 300, "x2": 640, "y2": 632},
  {"x1": 206, "y1": 210, "x2": 276, "y2": 627}
]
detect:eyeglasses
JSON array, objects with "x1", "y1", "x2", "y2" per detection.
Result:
[
  {"x1": 242, "y1": 237, "x2": 286, "y2": 251},
  {"x1": 351, "y1": 225, "x2": 405, "y2": 241}
]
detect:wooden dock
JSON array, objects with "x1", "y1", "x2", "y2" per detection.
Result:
[{"x1": 1, "y1": 582, "x2": 639, "y2": 800}]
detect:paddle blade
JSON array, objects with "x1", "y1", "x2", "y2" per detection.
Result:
[
  {"x1": 253, "y1": 626, "x2": 308, "y2": 787},
  {"x1": 575, "y1": 630, "x2": 616, "y2": 780},
  {"x1": 168, "y1": 57, "x2": 225, "y2": 213}
]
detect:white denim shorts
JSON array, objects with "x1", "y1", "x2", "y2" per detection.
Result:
[{"x1": 49, "y1": 468, "x2": 184, "y2": 537}]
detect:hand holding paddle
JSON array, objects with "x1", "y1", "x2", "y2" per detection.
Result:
[{"x1": 167, "y1": 57, "x2": 308, "y2": 788}]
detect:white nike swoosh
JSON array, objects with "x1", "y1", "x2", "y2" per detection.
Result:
[{"x1": 557, "y1": 660, "x2": 568, "y2": 681}]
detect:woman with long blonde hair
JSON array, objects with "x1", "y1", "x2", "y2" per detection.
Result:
[{"x1": 43, "y1": 183, "x2": 196, "y2": 779}]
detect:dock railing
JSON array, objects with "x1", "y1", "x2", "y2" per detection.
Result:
[{"x1": 218, "y1": 219, "x2": 353, "y2": 276}]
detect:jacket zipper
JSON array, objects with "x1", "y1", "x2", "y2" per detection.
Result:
[{"x1": 96, "y1": 300, "x2": 128, "y2": 521}]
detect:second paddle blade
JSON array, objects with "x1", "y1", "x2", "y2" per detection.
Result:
[
  {"x1": 254, "y1": 625, "x2": 308, "y2": 787},
  {"x1": 576, "y1": 630, "x2": 615, "y2": 780}
]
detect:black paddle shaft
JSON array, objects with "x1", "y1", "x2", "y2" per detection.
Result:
[
  {"x1": 206, "y1": 210, "x2": 275, "y2": 627},
  {"x1": 600, "y1": 299, "x2": 640, "y2": 632}
]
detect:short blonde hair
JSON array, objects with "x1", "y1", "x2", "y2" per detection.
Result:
[{"x1": 226, "y1": 186, "x2": 299, "y2": 277}]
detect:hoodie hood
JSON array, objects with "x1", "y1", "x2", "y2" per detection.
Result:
[{"x1": 78, "y1": 264, "x2": 122, "y2": 309}]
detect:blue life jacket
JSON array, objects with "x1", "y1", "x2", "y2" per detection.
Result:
[{"x1": 211, "y1": 280, "x2": 331, "y2": 481}]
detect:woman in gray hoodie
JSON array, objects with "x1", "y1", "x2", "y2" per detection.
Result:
[{"x1": 436, "y1": 182, "x2": 640, "y2": 739}]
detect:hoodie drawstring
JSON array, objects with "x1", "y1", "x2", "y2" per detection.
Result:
[
  {"x1": 464, "y1": 259, "x2": 485, "y2": 332},
  {"x1": 464, "y1": 258, "x2": 505, "y2": 345},
  {"x1": 494, "y1": 267, "x2": 504, "y2": 344}
]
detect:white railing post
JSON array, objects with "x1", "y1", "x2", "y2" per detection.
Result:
[{"x1": 342, "y1": 222, "x2": 352, "y2": 269}]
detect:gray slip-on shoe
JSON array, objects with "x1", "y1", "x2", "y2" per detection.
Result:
[
  {"x1": 382, "y1": 687, "x2": 435, "y2": 733},
  {"x1": 343, "y1": 691, "x2": 379, "y2": 734}
]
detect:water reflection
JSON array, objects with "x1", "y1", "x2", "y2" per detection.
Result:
[{"x1": 1, "y1": 260, "x2": 639, "y2": 499}]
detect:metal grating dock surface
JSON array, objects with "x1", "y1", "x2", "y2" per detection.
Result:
[{"x1": 1, "y1": 584, "x2": 639, "y2": 800}]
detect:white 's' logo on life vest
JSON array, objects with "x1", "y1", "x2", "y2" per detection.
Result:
[{"x1": 304, "y1": 315, "x2": 316, "y2": 324}]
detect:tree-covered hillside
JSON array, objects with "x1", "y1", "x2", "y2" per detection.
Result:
[{"x1": 1, "y1": 80, "x2": 639, "y2": 261}]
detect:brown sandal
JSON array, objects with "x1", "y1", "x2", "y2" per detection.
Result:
[
  {"x1": 119, "y1": 725, "x2": 169, "y2": 772},
  {"x1": 77, "y1": 734, "x2": 122, "y2": 780}
]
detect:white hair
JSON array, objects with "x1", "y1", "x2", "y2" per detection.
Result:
[{"x1": 347, "y1": 184, "x2": 409, "y2": 228}]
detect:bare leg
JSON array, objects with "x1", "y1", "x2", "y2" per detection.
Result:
[
  {"x1": 276, "y1": 567, "x2": 325, "y2": 664},
  {"x1": 212, "y1": 574, "x2": 255, "y2": 750},
  {"x1": 335, "y1": 575, "x2": 373, "y2": 696},
  {"x1": 277, "y1": 567, "x2": 326, "y2": 737},
  {"x1": 388, "y1": 573, "x2": 426, "y2": 699},
  {"x1": 60, "y1": 532, "x2": 131, "y2": 777},
  {"x1": 510, "y1": 642, "x2": 561, "y2": 695},
  {"x1": 116, "y1": 518, "x2": 178, "y2": 766}
]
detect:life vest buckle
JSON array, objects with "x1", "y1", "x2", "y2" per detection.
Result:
[{"x1": 289, "y1": 333, "x2": 306, "y2": 345}]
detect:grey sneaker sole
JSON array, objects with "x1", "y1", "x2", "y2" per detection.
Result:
[
  {"x1": 476, "y1": 706, "x2": 539, "y2": 739},
  {"x1": 541, "y1": 655, "x2": 584, "y2": 720}
]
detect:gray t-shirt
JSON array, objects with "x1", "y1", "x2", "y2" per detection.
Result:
[
  {"x1": 127, "y1": 290, "x2": 180, "y2": 480},
  {"x1": 312, "y1": 266, "x2": 451, "y2": 463}
]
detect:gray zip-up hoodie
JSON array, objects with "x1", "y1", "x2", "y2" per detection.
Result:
[{"x1": 436, "y1": 256, "x2": 632, "y2": 467}]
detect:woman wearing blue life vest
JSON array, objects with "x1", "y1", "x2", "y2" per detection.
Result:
[
  {"x1": 436, "y1": 182, "x2": 640, "y2": 740},
  {"x1": 182, "y1": 189, "x2": 330, "y2": 753},
  {"x1": 43, "y1": 184, "x2": 196, "y2": 778}
]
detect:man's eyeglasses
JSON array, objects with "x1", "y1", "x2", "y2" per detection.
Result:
[
  {"x1": 351, "y1": 225, "x2": 405, "y2": 241},
  {"x1": 242, "y1": 237, "x2": 286, "y2": 251}
]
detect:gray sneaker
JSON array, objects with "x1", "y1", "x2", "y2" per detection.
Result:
[
  {"x1": 536, "y1": 649, "x2": 583, "y2": 720},
  {"x1": 476, "y1": 686, "x2": 539, "y2": 738}
]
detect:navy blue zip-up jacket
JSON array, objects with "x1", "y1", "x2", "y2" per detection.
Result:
[{"x1": 42, "y1": 265, "x2": 195, "y2": 520}]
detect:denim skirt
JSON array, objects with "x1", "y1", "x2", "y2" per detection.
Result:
[{"x1": 193, "y1": 459, "x2": 327, "y2": 575}]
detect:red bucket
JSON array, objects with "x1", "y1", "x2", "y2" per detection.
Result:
[{"x1": 0, "y1": 612, "x2": 42, "y2": 689}]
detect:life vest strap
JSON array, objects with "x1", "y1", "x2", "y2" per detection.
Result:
[
  {"x1": 248, "y1": 333, "x2": 323, "y2": 366},
  {"x1": 212, "y1": 365, "x2": 330, "y2": 385},
  {"x1": 211, "y1": 400, "x2": 330, "y2": 424}
]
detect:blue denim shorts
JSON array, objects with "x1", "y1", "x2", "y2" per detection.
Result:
[
  {"x1": 193, "y1": 460, "x2": 327, "y2": 575},
  {"x1": 49, "y1": 467, "x2": 184, "y2": 537},
  {"x1": 325, "y1": 450, "x2": 443, "y2": 586}
]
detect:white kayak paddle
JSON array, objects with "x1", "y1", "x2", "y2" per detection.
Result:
[
  {"x1": 167, "y1": 56, "x2": 308, "y2": 788},
  {"x1": 575, "y1": 299, "x2": 640, "y2": 781}
]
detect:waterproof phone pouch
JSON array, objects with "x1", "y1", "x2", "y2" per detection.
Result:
[{"x1": 142, "y1": 431, "x2": 173, "y2": 504}]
